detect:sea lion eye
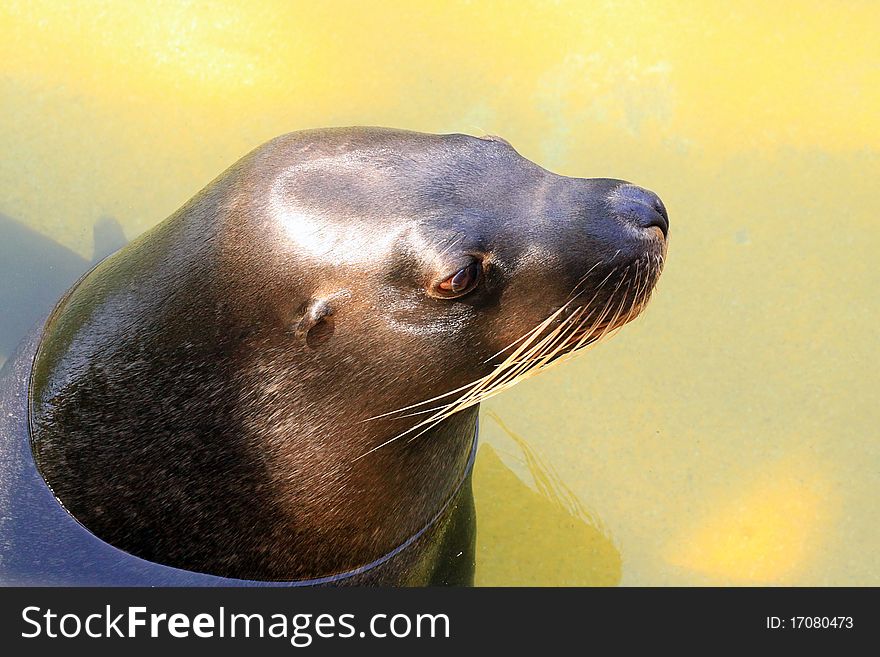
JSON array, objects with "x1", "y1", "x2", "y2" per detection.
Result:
[{"x1": 436, "y1": 261, "x2": 481, "y2": 298}]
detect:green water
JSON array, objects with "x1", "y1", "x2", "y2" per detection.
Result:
[{"x1": 1, "y1": 0, "x2": 877, "y2": 585}]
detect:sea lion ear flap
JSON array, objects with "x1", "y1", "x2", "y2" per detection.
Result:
[
  {"x1": 294, "y1": 295, "x2": 340, "y2": 348},
  {"x1": 294, "y1": 298, "x2": 334, "y2": 348}
]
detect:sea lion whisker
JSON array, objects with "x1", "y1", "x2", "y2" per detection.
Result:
[
  {"x1": 508, "y1": 307, "x2": 589, "y2": 371},
  {"x1": 595, "y1": 278, "x2": 634, "y2": 344},
  {"x1": 471, "y1": 306, "x2": 596, "y2": 398},
  {"x1": 357, "y1": 306, "x2": 576, "y2": 453},
  {"x1": 622, "y1": 259, "x2": 645, "y2": 325},
  {"x1": 568, "y1": 249, "x2": 621, "y2": 299},
  {"x1": 492, "y1": 307, "x2": 590, "y2": 376},
  {"x1": 481, "y1": 295, "x2": 586, "y2": 364},
  {"x1": 362, "y1": 377, "x2": 487, "y2": 421},
  {"x1": 629, "y1": 253, "x2": 658, "y2": 321},
  {"x1": 502, "y1": 272, "x2": 613, "y2": 372},
  {"x1": 363, "y1": 307, "x2": 568, "y2": 422},
  {"x1": 569, "y1": 265, "x2": 617, "y2": 308},
  {"x1": 495, "y1": 307, "x2": 585, "y2": 369},
  {"x1": 392, "y1": 308, "x2": 589, "y2": 446},
  {"x1": 565, "y1": 257, "x2": 608, "y2": 301},
  {"x1": 565, "y1": 266, "x2": 631, "y2": 353},
  {"x1": 509, "y1": 270, "x2": 624, "y2": 374}
]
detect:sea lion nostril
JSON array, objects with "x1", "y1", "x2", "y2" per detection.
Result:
[
  {"x1": 652, "y1": 197, "x2": 668, "y2": 221},
  {"x1": 642, "y1": 206, "x2": 669, "y2": 238},
  {"x1": 608, "y1": 185, "x2": 669, "y2": 238}
]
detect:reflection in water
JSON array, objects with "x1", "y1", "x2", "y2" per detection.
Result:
[
  {"x1": 0, "y1": 214, "x2": 127, "y2": 366},
  {"x1": 91, "y1": 216, "x2": 128, "y2": 262},
  {"x1": 666, "y1": 458, "x2": 832, "y2": 584},
  {"x1": 474, "y1": 412, "x2": 621, "y2": 586}
]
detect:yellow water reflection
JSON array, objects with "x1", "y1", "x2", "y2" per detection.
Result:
[
  {"x1": 474, "y1": 414, "x2": 621, "y2": 586},
  {"x1": 666, "y1": 457, "x2": 833, "y2": 584},
  {"x1": 1, "y1": 1, "x2": 876, "y2": 585}
]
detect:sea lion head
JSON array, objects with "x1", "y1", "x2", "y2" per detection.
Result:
[{"x1": 225, "y1": 128, "x2": 668, "y2": 439}]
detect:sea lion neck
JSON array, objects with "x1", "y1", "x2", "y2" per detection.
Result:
[
  {"x1": 28, "y1": 226, "x2": 478, "y2": 579},
  {"x1": 254, "y1": 406, "x2": 479, "y2": 579}
]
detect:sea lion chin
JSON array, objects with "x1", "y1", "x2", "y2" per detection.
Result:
[{"x1": 5, "y1": 127, "x2": 667, "y2": 585}]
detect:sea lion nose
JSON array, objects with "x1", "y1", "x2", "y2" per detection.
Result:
[{"x1": 608, "y1": 185, "x2": 669, "y2": 238}]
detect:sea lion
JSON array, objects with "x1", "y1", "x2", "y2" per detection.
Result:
[{"x1": 0, "y1": 127, "x2": 668, "y2": 585}]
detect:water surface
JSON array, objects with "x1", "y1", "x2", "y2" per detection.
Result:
[{"x1": 1, "y1": 0, "x2": 876, "y2": 585}]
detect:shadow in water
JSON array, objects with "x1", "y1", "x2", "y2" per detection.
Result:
[
  {"x1": 0, "y1": 213, "x2": 127, "y2": 364},
  {"x1": 474, "y1": 412, "x2": 622, "y2": 586}
]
